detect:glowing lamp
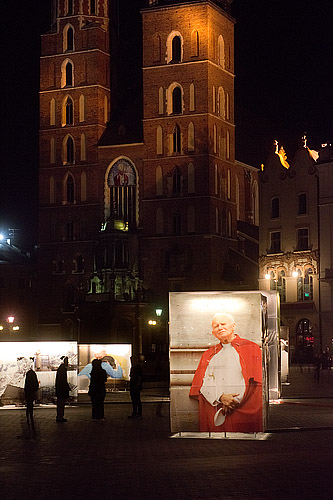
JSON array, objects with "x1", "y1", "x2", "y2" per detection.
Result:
[
  {"x1": 265, "y1": 274, "x2": 270, "y2": 280},
  {"x1": 148, "y1": 320, "x2": 157, "y2": 326},
  {"x1": 0, "y1": 325, "x2": 3, "y2": 330},
  {"x1": 7, "y1": 316, "x2": 15, "y2": 323},
  {"x1": 292, "y1": 271, "x2": 298, "y2": 278},
  {"x1": 12, "y1": 326, "x2": 20, "y2": 331},
  {"x1": 155, "y1": 308, "x2": 163, "y2": 317}
]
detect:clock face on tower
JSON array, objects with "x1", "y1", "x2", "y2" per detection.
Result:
[{"x1": 108, "y1": 159, "x2": 136, "y2": 187}]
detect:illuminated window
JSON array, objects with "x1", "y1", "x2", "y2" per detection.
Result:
[
  {"x1": 61, "y1": 59, "x2": 74, "y2": 87},
  {"x1": 277, "y1": 270, "x2": 286, "y2": 302},
  {"x1": 298, "y1": 193, "x2": 307, "y2": 215},
  {"x1": 173, "y1": 125, "x2": 181, "y2": 153},
  {"x1": 106, "y1": 159, "x2": 137, "y2": 228},
  {"x1": 173, "y1": 167, "x2": 181, "y2": 195},
  {"x1": 79, "y1": 94, "x2": 85, "y2": 122},
  {"x1": 156, "y1": 126, "x2": 163, "y2": 154},
  {"x1": 153, "y1": 34, "x2": 161, "y2": 62},
  {"x1": 172, "y1": 87, "x2": 182, "y2": 114},
  {"x1": 218, "y1": 87, "x2": 225, "y2": 119},
  {"x1": 191, "y1": 30, "x2": 199, "y2": 57},
  {"x1": 269, "y1": 231, "x2": 281, "y2": 253},
  {"x1": 218, "y1": 35, "x2": 225, "y2": 67},
  {"x1": 50, "y1": 98, "x2": 56, "y2": 126},
  {"x1": 271, "y1": 197, "x2": 279, "y2": 219},
  {"x1": 188, "y1": 122, "x2": 195, "y2": 152},
  {"x1": 156, "y1": 165, "x2": 163, "y2": 196},
  {"x1": 297, "y1": 228, "x2": 309, "y2": 250},
  {"x1": 297, "y1": 268, "x2": 313, "y2": 301}
]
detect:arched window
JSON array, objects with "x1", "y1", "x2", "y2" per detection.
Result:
[
  {"x1": 50, "y1": 137, "x2": 56, "y2": 164},
  {"x1": 79, "y1": 95, "x2": 85, "y2": 122},
  {"x1": 191, "y1": 30, "x2": 199, "y2": 57},
  {"x1": 187, "y1": 162, "x2": 195, "y2": 193},
  {"x1": 188, "y1": 122, "x2": 195, "y2": 152},
  {"x1": 156, "y1": 165, "x2": 163, "y2": 196},
  {"x1": 156, "y1": 126, "x2": 163, "y2": 155},
  {"x1": 173, "y1": 125, "x2": 181, "y2": 153},
  {"x1": 66, "y1": 61, "x2": 73, "y2": 86},
  {"x1": 226, "y1": 91, "x2": 230, "y2": 120},
  {"x1": 158, "y1": 87, "x2": 164, "y2": 114},
  {"x1": 218, "y1": 35, "x2": 225, "y2": 67},
  {"x1": 50, "y1": 98, "x2": 56, "y2": 126},
  {"x1": 156, "y1": 207, "x2": 164, "y2": 234},
  {"x1": 213, "y1": 124, "x2": 217, "y2": 154},
  {"x1": 227, "y1": 168, "x2": 231, "y2": 199},
  {"x1": 226, "y1": 129, "x2": 230, "y2": 159},
  {"x1": 106, "y1": 158, "x2": 137, "y2": 227},
  {"x1": 218, "y1": 87, "x2": 225, "y2": 119},
  {"x1": 190, "y1": 83, "x2": 195, "y2": 111},
  {"x1": 188, "y1": 206, "x2": 195, "y2": 233},
  {"x1": 65, "y1": 175, "x2": 75, "y2": 204},
  {"x1": 65, "y1": 96, "x2": 73, "y2": 125},
  {"x1": 172, "y1": 36, "x2": 181, "y2": 62},
  {"x1": 173, "y1": 167, "x2": 181, "y2": 195},
  {"x1": 61, "y1": 59, "x2": 74, "y2": 87},
  {"x1": 80, "y1": 133, "x2": 86, "y2": 161},
  {"x1": 212, "y1": 86, "x2": 216, "y2": 113},
  {"x1": 153, "y1": 34, "x2": 161, "y2": 62},
  {"x1": 81, "y1": 172, "x2": 87, "y2": 202},
  {"x1": 172, "y1": 87, "x2": 182, "y2": 114},
  {"x1": 64, "y1": 26, "x2": 74, "y2": 52},
  {"x1": 63, "y1": 135, "x2": 75, "y2": 164}
]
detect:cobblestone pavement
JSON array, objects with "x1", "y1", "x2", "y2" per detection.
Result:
[{"x1": 1, "y1": 398, "x2": 332, "y2": 500}]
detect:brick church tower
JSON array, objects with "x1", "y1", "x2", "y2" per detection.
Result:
[{"x1": 37, "y1": 0, "x2": 258, "y2": 359}]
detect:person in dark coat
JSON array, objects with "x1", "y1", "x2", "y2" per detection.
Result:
[
  {"x1": 24, "y1": 367, "x2": 39, "y2": 434},
  {"x1": 55, "y1": 356, "x2": 70, "y2": 422},
  {"x1": 89, "y1": 359, "x2": 107, "y2": 421},
  {"x1": 128, "y1": 355, "x2": 142, "y2": 419}
]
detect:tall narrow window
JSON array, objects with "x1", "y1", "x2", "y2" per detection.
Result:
[
  {"x1": 173, "y1": 125, "x2": 181, "y2": 153},
  {"x1": 66, "y1": 175, "x2": 75, "y2": 203},
  {"x1": 227, "y1": 168, "x2": 231, "y2": 199},
  {"x1": 65, "y1": 61, "x2": 73, "y2": 86},
  {"x1": 228, "y1": 210, "x2": 232, "y2": 237},
  {"x1": 79, "y1": 94, "x2": 85, "y2": 122},
  {"x1": 277, "y1": 270, "x2": 286, "y2": 302},
  {"x1": 188, "y1": 122, "x2": 195, "y2": 152},
  {"x1": 90, "y1": 0, "x2": 96, "y2": 15},
  {"x1": 191, "y1": 30, "x2": 199, "y2": 57},
  {"x1": 218, "y1": 87, "x2": 225, "y2": 118},
  {"x1": 269, "y1": 231, "x2": 281, "y2": 253},
  {"x1": 156, "y1": 126, "x2": 163, "y2": 155},
  {"x1": 172, "y1": 87, "x2": 182, "y2": 114},
  {"x1": 297, "y1": 228, "x2": 309, "y2": 250},
  {"x1": 156, "y1": 165, "x2": 163, "y2": 196},
  {"x1": 159, "y1": 87, "x2": 164, "y2": 114},
  {"x1": 271, "y1": 197, "x2": 279, "y2": 219},
  {"x1": 212, "y1": 86, "x2": 216, "y2": 113},
  {"x1": 218, "y1": 35, "x2": 225, "y2": 67},
  {"x1": 106, "y1": 159, "x2": 137, "y2": 227},
  {"x1": 173, "y1": 211, "x2": 181, "y2": 234},
  {"x1": 153, "y1": 34, "x2": 161, "y2": 62},
  {"x1": 64, "y1": 136, "x2": 74, "y2": 164},
  {"x1": 80, "y1": 133, "x2": 86, "y2": 161},
  {"x1": 214, "y1": 164, "x2": 218, "y2": 195},
  {"x1": 50, "y1": 98, "x2": 56, "y2": 126},
  {"x1": 213, "y1": 124, "x2": 217, "y2": 154},
  {"x1": 226, "y1": 129, "x2": 230, "y2": 159},
  {"x1": 173, "y1": 167, "x2": 181, "y2": 195},
  {"x1": 67, "y1": 0, "x2": 73, "y2": 15},
  {"x1": 172, "y1": 36, "x2": 181, "y2": 62},
  {"x1": 189, "y1": 83, "x2": 195, "y2": 111},
  {"x1": 66, "y1": 27, "x2": 74, "y2": 51},
  {"x1": 226, "y1": 91, "x2": 230, "y2": 120},
  {"x1": 65, "y1": 97, "x2": 73, "y2": 125},
  {"x1": 216, "y1": 207, "x2": 220, "y2": 234},
  {"x1": 187, "y1": 162, "x2": 195, "y2": 194}
]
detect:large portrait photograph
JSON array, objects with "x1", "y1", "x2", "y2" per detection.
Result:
[{"x1": 169, "y1": 292, "x2": 268, "y2": 434}]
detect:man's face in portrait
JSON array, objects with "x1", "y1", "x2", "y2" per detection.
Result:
[{"x1": 211, "y1": 313, "x2": 236, "y2": 344}]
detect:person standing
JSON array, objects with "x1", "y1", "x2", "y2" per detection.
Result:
[
  {"x1": 24, "y1": 367, "x2": 39, "y2": 435},
  {"x1": 128, "y1": 355, "x2": 142, "y2": 419},
  {"x1": 89, "y1": 359, "x2": 107, "y2": 422},
  {"x1": 55, "y1": 356, "x2": 70, "y2": 422}
]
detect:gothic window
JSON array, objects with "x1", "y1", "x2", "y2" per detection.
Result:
[
  {"x1": 159, "y1": 87, "x2": 164, "y2": 114},
  {"x1": 156, "y1": 126, "x2": 163, "y2": 155},
  {"x1": 50, "y1": 98, "x2": 56, "y2": 125},
  {"x1": 66, "y1": 61, "x2": 73, "y2": 86},
  {"x1": 226, "y1": 91, "x2": 230, "y2": 120},
  {"x1": 173, "y1": 167, "x2": 181, "y2": 195},
  {"x1": 106, "y1": 159, "x2": 137, "y2": 227},
  {"x1": 218, "y1": 35, "x2": 225, "y2": 67},
  {"x1": 73, "y1": 254, "x2": 83, "y2": 274},
  {"x1": 218, "y1": 87, "x2": 225, "y2": 118},
  {"x1": 173, "y1": 125, "x2": 181, "y2": 153},
  {"x1": 190, "y1": 83, "x2": 195, "y2": 111},
  {"x1": 214, "y1": 164, "x2": 218, "y2": 195},
  {"x1": 61, "y1": 59, "x2": 74, "y2": 87},
  {"x1": 156, "y1": 165, "x2": 163, "y2": 196},
  {"x1": 187, "y1": 162, "x2": 195, "y2": 194},
  {"x1": 172, "y1": 36, "x2": 181, "y2": 62},
  {"x1": 226, "y1": 129, "x2": 230, "y2": 159},
  {"x1": 64, "y1": 26, "x2": 74, "y2": 51},
  {"x1": 173, "y1": 211, "x2": 181, "y2": 235},
  {"x1": 63, "y1": 136, "x2": 75, "y2": 164},
  {"x1": 156, "y1": 207, "x2": 164, "y2": 234},
  {"x1": 188, "y1": 122, "x2": 195, "y2": 152},
  {"x1": 191, "y1": 30, "x2": 199, "y2": 57},
  {"x1": 153, "y1": 34, "x2": 161, "y2": 62},
  {"x1": 271, "y1": 197, "x2": 280, "y2": 219},
  {"x1": 172, "y1": 87, "x2": 182, "y2": 114},
  {"x1": 66, "y1": 175, "x2": 75, "y2": 204},
  {"x1": 213, "y1": 124, "x2": 217, "y2": 153},
  {"x1": 80, "y1": 133, "x2": 86, "y2": 161},
  {"x1": 65, "y1": 96, "x2": 74, "y2": 125},
  {"x1": 79, "y1": 94, "x2": 85, "y2": 122},
  {"x1": 222, "y1": 209, "x2": 227, "y2": 236}
]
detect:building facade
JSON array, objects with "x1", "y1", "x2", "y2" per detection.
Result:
[{"x1": 37, "y1": 0, "x2": 258, "y2": 367}]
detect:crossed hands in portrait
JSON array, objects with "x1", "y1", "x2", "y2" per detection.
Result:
[{"x1": 219, "y1": 393, "x2": 240, "y2": 415}]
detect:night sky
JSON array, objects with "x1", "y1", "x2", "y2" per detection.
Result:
[{"x1": 1, "y1": 0, "x2": 332, "y2": 247}]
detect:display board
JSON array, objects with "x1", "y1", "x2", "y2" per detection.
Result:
[
  {"x1": 0, "y1": 342, "x2": 77, "y2": 406},
  {"x1": 169, "y1": 291, "x2": 269, "y2": 433},
  {"x1": 78, "y1": 344, "x2": 131, "y2": 393}
]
